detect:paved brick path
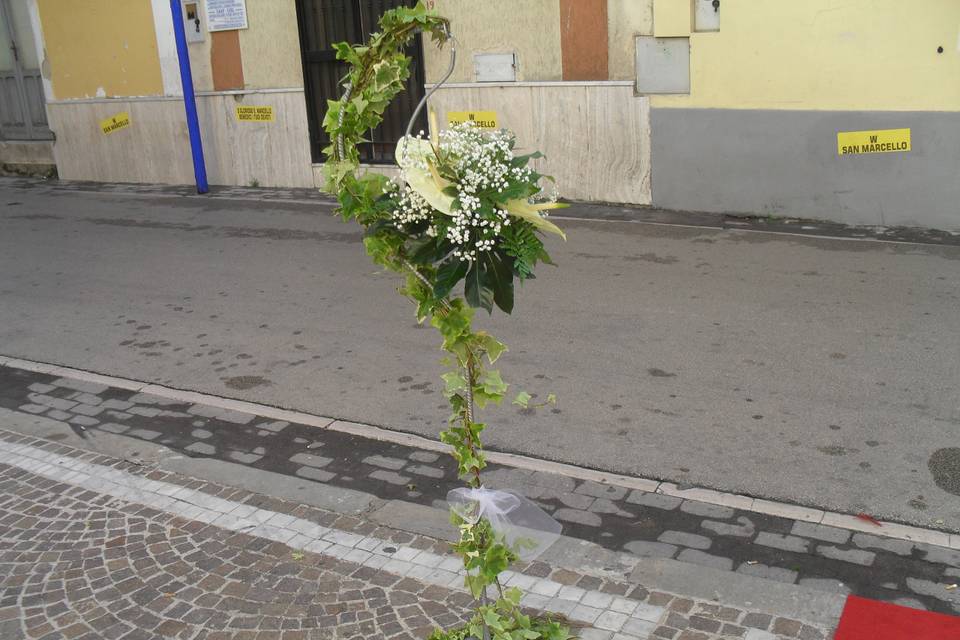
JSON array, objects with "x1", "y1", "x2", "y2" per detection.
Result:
[
  {"x1": 0, "y1": 430, "x2": 832, "y2": 640},
  {"x1": 1, "y1": 364, "x2": 958, "y2": 617}
]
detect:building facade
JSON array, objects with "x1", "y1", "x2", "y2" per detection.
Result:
[{"x1": 4, "y1": 0, "x2": 958, "y2": 229}]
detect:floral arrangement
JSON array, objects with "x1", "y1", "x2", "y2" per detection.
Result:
[
  {"x1": 385, "y1": 120, "x2": 565, "y2": 313},
  {"x1": 322, "y1": 3, "x2": 572, "y2": 639}
]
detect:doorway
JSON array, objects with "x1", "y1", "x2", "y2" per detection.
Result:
[
  {"x1": 0, "y1": 0, "x2": 51, "y2": 141},
  {"x1": 295, "y1": 0, "x2": 427, "y2": 164}
]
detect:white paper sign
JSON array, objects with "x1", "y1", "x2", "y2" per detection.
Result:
[{"x1": 206, "y1": 0, "x2": 248, "y2": 32}]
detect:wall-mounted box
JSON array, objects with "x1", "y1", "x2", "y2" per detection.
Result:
[
  {"x1": 694, "y1": 0, "x2": 721, "y2": 32},
  {"x1": 474, "y1": 53, "x2": 517, "y2": 82},
  {"x1": 636, "y1": 36, "x2": 690, "y2": 94},
  {"x1": 183, "y1": 2, "x2": 204, "y2": 42}
]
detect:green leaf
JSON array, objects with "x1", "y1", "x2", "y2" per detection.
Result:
[
  {"x1": 501, "y1": 222, "x2": 546, "y2": 281},
  {"x1": 512, "y1": 391, "x2": 531, "y2": 408},
  {"x1": 371, "y1": 60, "x2": 403, "y2": 92},
  {"x1": 465, "y1": 574, "x2": 487, "y2": 599},
  {"x1": 477, "y1": 333, "x2": 507, "y2": 364},
  {"x1": 410, "y1": 236, "x2": 448, "y2": 264},
  {"x1": 333, "y1": 41, "x2": 361, "y2": 65},
  {"x1": 442, "y1": 371, "x2": 467, "y2": 396},
  {"x1": 485, "y1": 251, "x2": 515, "y2": 314},
  {"x1": 351, "y1": 95, "x2": 369, "y2": 115},
  {"x1": 434, "y1": 259, "x2": 469, "y2": 299},
  {"x1": 464, "y1": 262, "x2": 494, "y2": 312},
  {"x1": 481, "y1": 370, "x2": 508, "y2": 396}
]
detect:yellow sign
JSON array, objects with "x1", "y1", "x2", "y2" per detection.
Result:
[
  {"x1": 838, "y1": 128, "x2": 910, "y2": 155},
  {"x1": 236, "y1": 106, "x2": 275, "y2": 122},
  {"x1": 447, "y1": 110, "x2": 498, "y2": 129},
  {"x1": 100, "y1": 112, "x2": 131, "y2": 135}
]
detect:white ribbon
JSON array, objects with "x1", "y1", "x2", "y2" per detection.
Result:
[{"x1": 447, "y1": 486, "x2": 562, "y2": 560}]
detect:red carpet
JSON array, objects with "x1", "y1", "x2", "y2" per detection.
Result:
[{"x1": 834, "y1": 595, "x2": 960, "y2": 639}]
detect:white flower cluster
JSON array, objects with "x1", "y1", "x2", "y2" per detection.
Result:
[
  {"x1": 440, "y1": 123, "x2": 532, "y2": 261},
  {"x1": 387, "y1": 178, "x2": 434, "y2": 228},
  {"x1": 392, "y1": 122, "x2": 543, "y2": 262}
]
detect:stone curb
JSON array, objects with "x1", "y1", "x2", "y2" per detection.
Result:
[
  {"x1": 7, "y1": 176, "x2": 958, "y2": 248},
  {"x1": 1, "y1": 354, "x2": 957, "y2": 553}
]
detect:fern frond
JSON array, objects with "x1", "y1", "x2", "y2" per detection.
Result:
[{"x1": 501, "y1": 221, "x2": 545, "y2": 280}]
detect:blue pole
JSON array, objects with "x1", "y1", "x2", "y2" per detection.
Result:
[{"x1": 170, "y1": 0, "x2": 209, "y2": 193}]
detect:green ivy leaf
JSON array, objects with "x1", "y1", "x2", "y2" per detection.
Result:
[
  {"x1": 477, "y1": 333, "x2": 507, "y2": 364},
  {"x1": 333, "y1": 42, "x2": 361, "y2": 65},
  {"x1": 442, "y1": 371, "x2": 466, "y2": 396},
  {"x1": 482, "y1": 370, "x2": 508, "y2": 396},
  {"x1": 371, "y1": 60, "x2": 403, "y2": 92},
  {"x1": 465, "y1": 573, "x2": 489, "y2": 599},
  {"x1": 512, "y1": 391, "x2": 531, "y2": 408}
]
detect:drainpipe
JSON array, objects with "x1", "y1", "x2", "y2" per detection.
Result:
[{"x1": 169, "y1": 0, "x2": 209, "y2": 194}]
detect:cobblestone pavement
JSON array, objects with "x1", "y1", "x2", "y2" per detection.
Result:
[
  {"x1": 0, "y1": 430, "x2": 830, "y2": 640},
  {"x1": 3, "y1": 176, "x2": 958, "y2": 246},
  {"x1": 1, "y1": 364, "x2": 958, "y2": 618}
]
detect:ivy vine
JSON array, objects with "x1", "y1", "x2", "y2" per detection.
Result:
[{"x1": 322, "y1": 3, "x2": 571, "y2": 639}]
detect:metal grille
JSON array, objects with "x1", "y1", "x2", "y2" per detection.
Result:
[{"x1": 296, "y1": 0, "x2": 428, "y2": 164}]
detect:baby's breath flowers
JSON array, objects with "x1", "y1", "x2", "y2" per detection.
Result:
[
  {"x1": 385, "y1": 117, "x2": 566, "y2": 313},
  {"x1": 393, "y1": 121, "x2": 559, "y2": 264}
]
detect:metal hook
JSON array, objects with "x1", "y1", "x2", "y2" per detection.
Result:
[
  {"x1": 405, "y1": 26, "x2": 457, "y2": 140},
  {"x1": 396, "y1": 27, "x2": 457, "y2": 188}
]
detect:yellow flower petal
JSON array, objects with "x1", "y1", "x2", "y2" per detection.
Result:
[
  {"x1": 396, "y1": 136, "x2": 454, "y2": 214},
  {"x1": 503, "y1": 199, "x2": 567, "y2": 240}
]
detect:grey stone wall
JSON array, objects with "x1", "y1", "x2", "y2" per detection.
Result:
[{"x1": 650, "y1": 108, "x2": 960, "y2": 230}]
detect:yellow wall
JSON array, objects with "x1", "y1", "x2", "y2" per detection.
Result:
[
  {"x1": 36, "y1": 0, "x2": 163, "y2": 99},
  {"x1": 653, "y1": 0, "x2": 960, "y2": 111},
  {"x1": 424, "y1": 0, "x2": 562, "y2": 83},
  {"x1": 608, "y1": 0, "x2": 652, "y2": 80},
  {"x1": 653, "y1": 0, "x2": 689, "y2": 37},
  {"x1": 239, "y1": 0, "x2": 304, "y2": 89}
]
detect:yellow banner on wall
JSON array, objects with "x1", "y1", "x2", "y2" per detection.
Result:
[
  {"x1": 236, "y1": 106, "x2": 275, "y2": 122},
  {"x1": 447, "y1": 110, "x2": 498, "y2": 129},
  {"x1": 838, "y1": 128, "x2": 910, "y2": 155},
  {"x1": 100, "y1": 112, "x2": 131, "y2": 135}
]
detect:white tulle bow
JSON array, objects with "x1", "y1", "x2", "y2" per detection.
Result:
[{"x1": 447, "y1": 486, "x2": 562, "y2": 560}]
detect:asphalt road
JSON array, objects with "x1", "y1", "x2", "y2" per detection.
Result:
[{"x1": 2, "y1": 182, "x2": 959, "y2": 530}]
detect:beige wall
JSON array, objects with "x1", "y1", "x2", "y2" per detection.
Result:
[
  {"x1": 239, "y1": 0, "x2": 304, "y2": 89},
  {"x1": 426, "y1": 0, "x2": 649, "y2": 82},
  {"x1": 48, "y1": 91, "x2": 313, "y2": 187},
  {"x1": 607, "y1": 0, "x2": 652, "y2": 80},
  {"x1": 36, "y1": 0, "x2": 163, "y2": 99},
  {"x1": 427, "y1": 84, "x2": 650, "y2": 204},
  {"x1": 187, "y1": 0, "x2": 304, "y2": 92},
  {"x1": 425, "y1": 0, "x2": 562, "y2": 83}
]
